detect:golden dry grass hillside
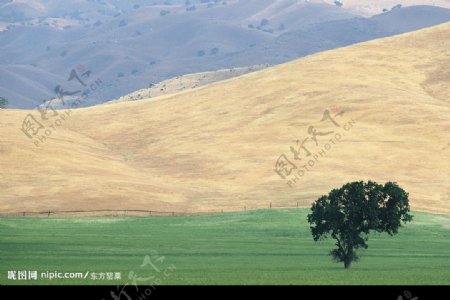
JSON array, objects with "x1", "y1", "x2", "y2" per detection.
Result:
[{"x1": 1, "y1": 22, "x2": 449, "y2": 215}]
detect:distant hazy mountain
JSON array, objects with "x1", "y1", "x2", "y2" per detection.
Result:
[
  {"x1": 1, "y1": 0, "x2": 450, "y2": 108},
  {"x1": 0, "y1": 0, "x2": 356, "y2": 108},
  {"x1": 323, "y1": 0, "x2": 450, "y2": 16},
  {"x1": 226, "y1": 5, "x2": 450, "y2": 66}
]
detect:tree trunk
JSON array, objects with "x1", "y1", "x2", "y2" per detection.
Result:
[
  {"x1": 344, "y1": 242, "x2": 353, "y2": 269},
  {"x1": 344, "y1": 260, "x2": 352, "y2": 269}
]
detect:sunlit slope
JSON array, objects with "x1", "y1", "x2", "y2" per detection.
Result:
[
  {"x1": 0, "y1": 110, "x2": 186, "y2": 213},
  {"x1": 107, "y1": 65, "x2": 270, "y2": 104},
  {"x1": 1, "y1": 23, "x2": 449, "y2": 214}
]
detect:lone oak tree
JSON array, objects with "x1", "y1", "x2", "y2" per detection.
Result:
[{"x1": 307, "y1": 181, "x2": 412, "y2": 269}]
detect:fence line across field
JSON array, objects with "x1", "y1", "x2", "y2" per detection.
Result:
[{"x1": 0, "y1": 202, "x2": 303, "y2": 217}]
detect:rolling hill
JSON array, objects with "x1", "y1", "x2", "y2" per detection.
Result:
[
  {"x1": 107, "y1": 64, "x2": 271, "y2": 104},
  {"x1": 223, "y1": 5, "x2": 450, "y2": 66},
  {"x1": 323, "y1": 0, "x2": 450, "y2": 16},
  {"x1": 0, "y1": 0, "x2": 356, "y2": 108},
  {"x1": 0, "y1": 22, "x2": 449, "y2": 215},
  {"x1": 2, "y1": 1, "x2": 450, "y2": 109}
]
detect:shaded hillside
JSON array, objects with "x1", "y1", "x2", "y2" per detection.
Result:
[
  {"x1": 323, "y1": 0, "x2": 450, "y2": 16},
  {"x1": 0, "y1": 0, "x2": 355, "y2": 108},
  {"x1": 227, "y1": 5, "x2": 450, "y2": 65},
  {"x1": 5, "y1": 2, "x2": 450, "y2": 109}
]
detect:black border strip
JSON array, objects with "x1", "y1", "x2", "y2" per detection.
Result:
[{"x1": 1, "y1": 285, "x2": 448, "y2": 299}]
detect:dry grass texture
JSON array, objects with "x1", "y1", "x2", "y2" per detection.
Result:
[{"x1": 1, "y1": 23, "x2": 449, "y2": 214}]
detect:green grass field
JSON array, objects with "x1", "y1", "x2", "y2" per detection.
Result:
[{"x1": 1, "y1": 209, "x2": 449, "y2": 285}]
